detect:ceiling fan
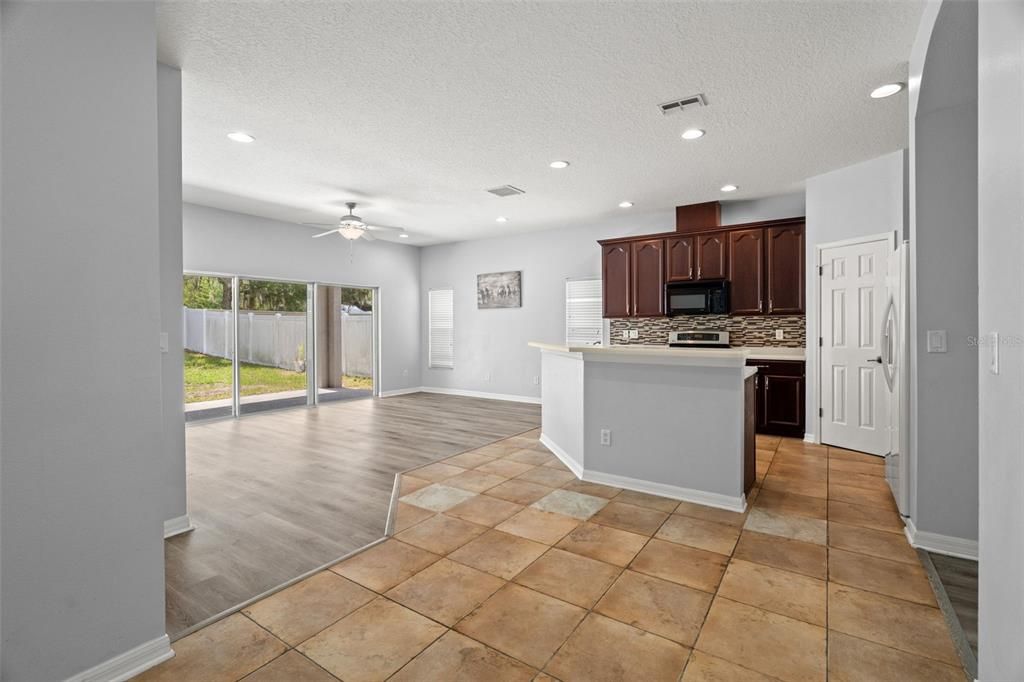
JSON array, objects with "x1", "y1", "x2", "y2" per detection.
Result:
[{"x1": 305, "y1": 202, "x2": 406, "y2": 241}]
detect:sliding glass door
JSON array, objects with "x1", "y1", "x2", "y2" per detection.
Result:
[
  {"x1": 237, "y1": 278, "x2": 311, "y2": 415},
  {"x1": 183, "y1": 274, "x2": 235, "y2": 422},
  {"x1": 184, "y1": 272, "x2": 377, "y2": 420},
  {"x1": 315, "y1": 285, "x2": 376, "y2": 403}
]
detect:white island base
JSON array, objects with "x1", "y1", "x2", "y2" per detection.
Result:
[{"x1": 530, "y1": 342, "x2": 758, "y2": 512}]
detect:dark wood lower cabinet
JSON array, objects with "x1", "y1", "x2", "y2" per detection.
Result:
[
  {"x1": 746, "y1": 359, "x2": 805, "y2": 438},
  {"x1": 744, "y1": 374, "x2": 756, "y2": 494}
]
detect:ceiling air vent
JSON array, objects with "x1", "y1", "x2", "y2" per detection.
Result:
[
  {"x1": 659, "y1": 93, "x2": 707, "y2": 115},
  {"x1": 486, "y1": 185, "x2": 526, "y2": 197}
]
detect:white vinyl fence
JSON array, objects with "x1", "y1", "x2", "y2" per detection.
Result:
[
  {"x1": 184, "y1": 308, "x2": 373, "y2": 377},
  {"x1": 339, "y1": 313, "x2": 373, "y2": 378}
]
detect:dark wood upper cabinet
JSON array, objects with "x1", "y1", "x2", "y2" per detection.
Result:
[
  {"x1": 598, "y1": 217, "x2": 804, "y2": 318},
  {"x1": 766, "y1": 224, "x2": 805, "y2": 314},
  {"x1": 728, "y1": 228, "x2": 765, "y2": 315},
  {"x1": 602, "y1": 243, "x2": 631, "y2": 318},
  {"x1": 666, "y1": 236, "x2": 695, "y2": 282},
  {"x1": 630, "y1": 238, "x2": 666, "y2": 317},
  {"x1": 696, "y1": 233, "x2": 728, "y2": 280}
]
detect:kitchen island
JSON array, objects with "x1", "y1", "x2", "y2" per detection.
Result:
[{"x1": 529, "y1": 342, "x2": 768, "y2": 512}]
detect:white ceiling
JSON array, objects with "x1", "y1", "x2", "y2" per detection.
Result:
[{"x1": 157, "y1": 1, "x2": 922, "y2": 245}]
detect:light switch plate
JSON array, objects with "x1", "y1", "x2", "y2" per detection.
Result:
[
  {"x1": 775, "y1": 329, "x2": 784, "y2": 340},
  {"x1": 159, "y1": 332, "x2": 169, "y2": 353},
  {"x1": 926, "y1": 330, "x2": 947, "y2": 353},
  {"x1": 629, "y1": 329, "x2": 639, "y2": 339}
]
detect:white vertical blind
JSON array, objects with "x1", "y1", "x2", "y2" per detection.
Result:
[
  {"x1": 428, "y1": 288, "x2": 455, "y2": 368},
  {"x1": 566, "y1": 278, "x2": 603, "y2": 346}
]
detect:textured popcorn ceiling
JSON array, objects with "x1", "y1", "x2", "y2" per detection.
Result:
[{"x1": 157, "y1": 1, "x2": 922, "y2": 244}]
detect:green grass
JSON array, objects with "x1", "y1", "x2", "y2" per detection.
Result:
[
  {"x1": 341, "y1": 374, "x2": 373, "y2": 390},
  {"x1": 185, "y1": 352, "x2": 373, "y2": 402},
  {"x1": 185, "y1": 351, "x2": 307, "y2": 403}
]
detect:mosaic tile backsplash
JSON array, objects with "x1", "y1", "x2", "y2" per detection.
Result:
[{"x1": 609, "y1": 315, "x2": 806, "y2": 347}]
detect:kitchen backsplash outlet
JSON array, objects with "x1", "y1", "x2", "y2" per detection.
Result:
[{"x1": 609, "y1": 315, "x2": 805, "y2": 347}]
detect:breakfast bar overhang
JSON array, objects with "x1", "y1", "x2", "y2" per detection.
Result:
[{"x1": 529, "y1": 342, "x2": 759, "y2": 512}]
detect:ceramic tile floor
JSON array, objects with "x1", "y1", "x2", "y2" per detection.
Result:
[{"x1": 136, "y1": 431, "x2": 969, "y2": 682}]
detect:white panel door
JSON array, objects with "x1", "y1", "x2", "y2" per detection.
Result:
[{"x1": 820, "y1": 239, "x2": 891, "y2": 455}]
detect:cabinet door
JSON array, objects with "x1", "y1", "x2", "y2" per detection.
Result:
[
  {"x1": 763, "y1": 375, "x2": 805, "y2": 436},
  {"x1": 666, "y1": 237, "x2": 695, "y2": 282},
  {"x1": 696, "y1": 233, "x2": 728, "y2": 280},
  {"x1": 631, "y1": 238, "x2": 666, "y2": 317},
  {"x1": 766, "y1": 225, "x2": 805, "y2": 314},
  {"x1": 728, "y1": 228, "x2": 765, "y2": 314},
  {"x1": 602, "y1": 243, "x2": 631, "y2": 318}
]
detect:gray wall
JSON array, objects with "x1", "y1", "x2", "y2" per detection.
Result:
[
  {"x1": 159, "y1": 64, "x2": 187, "y2": 527},
  {"x1": 1, "y1": 2, "x2": 167, "y2": 679},
  {"x1": 419, "y1": 194, "x2": 804, "y2": 399},
  {"x1": 804, "y1": 152, "x2": 906, "y2": 438},
  {"x1": 978, "y1": 1, "x2": 1024, "y2": 677},
  {"x1": 182, "y1": 203, "x2": 422, "y2": 394},
  {"x1": 910, "y1": 0, "x2": 978, "y2": 543}
]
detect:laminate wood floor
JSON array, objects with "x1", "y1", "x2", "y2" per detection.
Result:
[
  {"x1": 166, "y1": 392, "x2": 540, "y2": 637},
  {"x1": 928, "y1": 551, "x2": 979, "y2": 658}
]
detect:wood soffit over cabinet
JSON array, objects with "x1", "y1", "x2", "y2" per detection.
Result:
[{"x1": 597, "y1": 216, "x2": 805, "y2": 318}]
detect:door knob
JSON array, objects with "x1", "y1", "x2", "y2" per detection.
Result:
[{"x1": 867, "y1": 356, "x2": 883, "y2": 363}]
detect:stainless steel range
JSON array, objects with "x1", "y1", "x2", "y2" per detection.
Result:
[{"x1": 667, "y1": 330, "x2": 730, "y2": 348}]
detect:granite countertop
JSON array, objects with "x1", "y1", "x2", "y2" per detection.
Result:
[{"x1": 529, "y1": 342, "x2": 805, "y2": 362}]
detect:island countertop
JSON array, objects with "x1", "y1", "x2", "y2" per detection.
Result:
[{"x1": 528, "y1": 341, "x2": 802, "y2": 369}]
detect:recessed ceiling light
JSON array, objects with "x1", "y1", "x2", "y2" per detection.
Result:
[
  {"x1": 681, "y1": 129, "x2": 705, "y2": 140},
  {"x1": 227, "y1": 131, "x2": 255, "y2": 143},
  {"x1": 496, "y1": 216, "x2": 508, "y2": 223},
  {"x1": 619, "y1": 201, "x2": 634, "y2": 208},
  {"x1": 870, "y1": 83, "x2": 904, "y2": 99},
  {"x1": 549, "y1": 160, "x2": 570, "y2": 169},
  {"x1": 399, "y1": 234, "x2": 409, "y2": 238},
  {"x1": 720, "y1": 184, "x2": 738, "y2": 192}
]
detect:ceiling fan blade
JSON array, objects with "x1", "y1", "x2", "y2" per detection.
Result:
[
  {"x1": 361, "y1": 231, "x2": 376, "y2": 241},
  {"x1": 365, "y1": 224, "x2": 404, "y2": 232},
  {"x1": 311, "y1": 229, "x2": 339, "y2": 238},
  {"x1": 302, "y1": 222, "x2": 337, "y2": 227}
]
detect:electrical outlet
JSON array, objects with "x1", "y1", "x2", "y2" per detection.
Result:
[
  {"x1": 600, "y1": 429, "x2": 611, "y2": 446},
  {"x1": 402, "y1": 368, "x2": 409, "y2": 376},
  {"x1": 532, "y1": 376, "x2": 540, "y2": 385},
  {"x1": 483, "y1": 371, "x2": 491, "y2": 381},
  {"x1": 621, "y1": 330, "x2": 630, "y2": 340},
  {"x1": 775, "y1": 329, "x2": 784, "y2": 340},
  {"x1": 629, "y1": 329, "x2": 639, "y2": 339},
  {"x1": 159, "y1": 332, "x2": 169, "y2": 353}
]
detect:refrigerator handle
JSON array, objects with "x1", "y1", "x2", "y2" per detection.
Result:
[{"x1": 881, "y1": 295, "x2": 896, "y2": 392}]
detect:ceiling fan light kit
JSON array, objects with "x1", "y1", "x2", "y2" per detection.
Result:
[{"x1": 308, "y1": 202, "x2": 406, "y2": 243}]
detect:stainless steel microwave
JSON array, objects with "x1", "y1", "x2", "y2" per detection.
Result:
[{"x1": 666, "y1": 281, "x2": 730, "y2": 316}]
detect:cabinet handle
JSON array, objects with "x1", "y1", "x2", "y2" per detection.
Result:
[
  {"x1": 698, "y1": 266, "x2": 702, "y2": 279},
  {"x1": 689, "y1": 266, "x2": 693, "y2": 279}
]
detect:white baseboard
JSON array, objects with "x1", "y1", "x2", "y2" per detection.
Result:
[
  {"x1": 904, "y1": 518, "x2": 978, "y2": 560},
  {"x1": 65, "y1": 633, "x2": 173, "y2": 682},
  {"x1": 379, "y1": 387, "x2": 423, "y2": 398},
  {"x1": 380, "y1": 386, "x2": 541, "y2": 404},
  {"x1": 418, "y1": 386, "x2": 541, "y2": 404},
  {"x1": 537, "y1": 434, "x2": 746, "y2": 513},
  {"x1": 804, "y1": 433, "x2": 817, "y2": 443},
  {"x1": 583, "y1": 470, "x2": 747, "y2": 513},
  {"x1": 539, "y1": 433, "x2": 583, "y2": 478},
  {"x1": 163, "y1": 514, "x2": 195, "y2": 539}
]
